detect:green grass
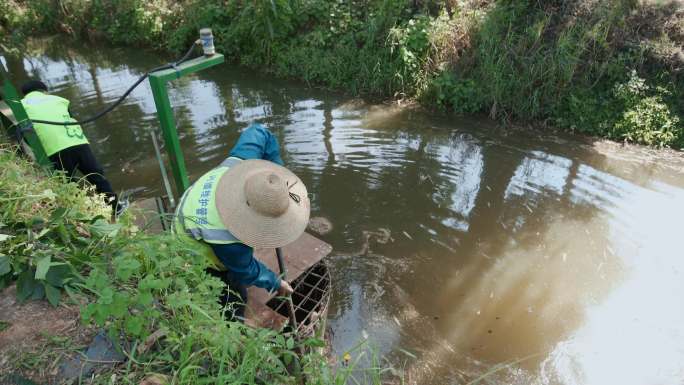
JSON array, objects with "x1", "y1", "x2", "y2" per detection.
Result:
[{"x1": 428, "y1": 0, "x2": 683, "y2": 147}]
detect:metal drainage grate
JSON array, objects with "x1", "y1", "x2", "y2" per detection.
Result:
[{"x1": 267, "y1": 261, "x2": 331, "y2": 338}]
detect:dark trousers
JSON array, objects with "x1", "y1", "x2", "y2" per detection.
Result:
[
  {"x1": 206, "y1": 268, "x2": 248, "y2": 321},
  {"x1": 48, "y1": 144, "x2": 118, "y2": 209}
]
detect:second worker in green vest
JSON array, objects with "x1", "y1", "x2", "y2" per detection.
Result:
[{"x1": 20, "y1": 80, "x2": 125, "y2": 216}]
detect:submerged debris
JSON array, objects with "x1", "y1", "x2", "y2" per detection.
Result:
[
  {"x1": 356, "y1": 228, "x2": 393, "y2": 255},
  {"x1": 307, "y1": 216, "x2": 333, "y2": 236}
]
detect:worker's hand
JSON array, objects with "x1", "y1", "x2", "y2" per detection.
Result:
[{"x1": 278, "y1": 280, "x2": 294, "y2": 296}]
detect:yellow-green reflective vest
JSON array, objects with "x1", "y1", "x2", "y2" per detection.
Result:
[
  {"x1": 21, "y1": 91, "x2": 89, "y2": 156},
  {"x1": 173, "y1": 157, "x2": 242, "y2": 270}
]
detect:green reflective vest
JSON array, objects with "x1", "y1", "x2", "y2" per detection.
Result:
[
  {"x1": 173, "y1": 157, "x2": 242, "y2": 270},
  {"x1": 21, "y1": 91, "x2": 89, "y2": 156}
]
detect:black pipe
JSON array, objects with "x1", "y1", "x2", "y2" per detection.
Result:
[{"x1": 30, "y1": 42, "x2": 199, "y2": 126}]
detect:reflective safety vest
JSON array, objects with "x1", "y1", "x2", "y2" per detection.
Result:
[
  {"x1": 173, "y1": 157, "x2": 243, "y2": 270},
  {"x1": 21, "y1": 91, "x2": 89, "y2": 156}
]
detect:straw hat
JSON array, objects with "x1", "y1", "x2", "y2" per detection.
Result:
[{"x1": 215, "y1": 159, "x2": 310, "y2": 248}]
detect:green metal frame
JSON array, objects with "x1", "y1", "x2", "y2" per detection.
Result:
[
  {"x1": 0, "y1": 61, "x2": 51, "y2": 167},
  {"x1": 0, "y1": 52, "x2": 224, "y2": 194},
  {"x1": 148, "y1": 54, "x2": 224, "y2": 196}
]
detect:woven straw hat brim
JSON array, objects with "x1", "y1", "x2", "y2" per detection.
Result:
[{"x1": 215, "y1": 159, "x2": 310, "y2": 248}]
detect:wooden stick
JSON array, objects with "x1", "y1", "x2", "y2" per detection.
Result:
[{"x1": 275, "y1": 247, "x2": 299, "y2": 333}]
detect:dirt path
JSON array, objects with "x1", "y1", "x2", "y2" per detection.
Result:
[{"x1": 0, "y1": 285, "x2": 94, "y2": 384}]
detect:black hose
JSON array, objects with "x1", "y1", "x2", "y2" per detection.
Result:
[{"x1": 30, "y1": 42, "x2": 199, "y2": 126}]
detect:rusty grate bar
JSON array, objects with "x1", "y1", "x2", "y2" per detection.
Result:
[
  {"x1": 291, "y1": 272, "x2": 327, "y2": 329},
  {"x1": 268, "y1": 261, "x2": 331, "y2": 337}
]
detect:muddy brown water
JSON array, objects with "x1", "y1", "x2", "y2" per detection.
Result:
[{"x1": 3, "y1": 38, "x2": 684, "y2": 385}]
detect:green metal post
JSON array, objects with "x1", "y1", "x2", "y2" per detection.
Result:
[
  {"x1": 0, "y1": 61, "x2": 51, "y2": 167},
  {"x1": 148, "y1": 54, "x2": 224, "y2": 196},
  {"x1": 149, "y1": 76, "x2": 190, "y2": 194}
]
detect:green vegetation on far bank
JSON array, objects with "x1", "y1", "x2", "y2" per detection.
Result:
[
  {"x1": 1, "y1": 0, "x2": 683, "y2": 148},
  {"x1": 0, "y1": 143, "x2": 390, "y2": 384}
]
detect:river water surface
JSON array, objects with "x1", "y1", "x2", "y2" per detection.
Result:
[{"x1": 3, "y1": 38, "x2": 684, "y2": 385}]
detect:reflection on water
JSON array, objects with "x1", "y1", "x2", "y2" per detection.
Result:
[{"x1": 4, "y1": 38, "x2": 684, "y2": 385}]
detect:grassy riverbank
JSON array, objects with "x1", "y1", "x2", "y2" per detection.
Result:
[
  {"x1": 0, "y1": 143, "x2": 386, "y2": 384},
  {"x1": 1, "y1": 0, "x2": 683, "y2": 148}
]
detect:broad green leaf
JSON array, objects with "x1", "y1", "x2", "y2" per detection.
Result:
[
  {"x1": 35, "y1": 255, "x2": 51, "y2": 280},
  {"x1": 110, "y1": 292, "x2": 130, "y2": 318},
  {"x1": 139, "y1": 276, "x2": 170, "y2": 290},
  {"x1": 85, "y1": 270, "x2": 108, "y2": 291},
  {"x1": 30, "y1": 283, "x2": 45, "y2": 300},
  {"x1": 44, "y1": 283, "x2": 61, "y2": 306},
  {"x1": 0, "y1": 255, "x2": 10, "y2": 276},
  {"x1": 50, "y1": 207, "x2": 68, "y2": 222},
  {"x1": 0, "y1": 234, "x2": 12, "y2": 242},
  {"x1": 136, "y1": 290, "x2": 153, "y2": 306},
  {"x1": 56, "y1": 224, "x2": 71, "y2": 245},
  {"x1": 164, "y1": 293, "x2": 183, "y2": 308},
  {"x1": 90, "y1": 219, "x2": 121, "y2": 238},
  {"x1": 98, "y1": 286, "x2": 114, "y2": 305},
  {"x1": 125, "y1": 316, "x2": 144, "y2": 336},
  {"x1": 142, "y1": 308, "x2": 161, "y2": 320},
  {"x1": 45, "y1": 264, "x2": 70, "y2": 287},
  {"x1": 16, "y1": 270, "x2": 37, "y2": 302},
  {"x1": 94, "y1": 304, "x2": 109, "y2": 326},
  {"x1": 107, "y1": 325, "x2": 120, "y2": 344},
  {"x1": 174, "y1": 278, "x2": 187, "y2": 289},
  {"x1": 114, "y1": 256, "x2": 141, "y2": 281},
  {"x1": 81, "y1": 303, "x2": 96, "y2": 323}
]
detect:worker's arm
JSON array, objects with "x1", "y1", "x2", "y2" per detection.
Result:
[
  {"x1": 209, "y1": 242, "x2": 281, "y2": 292},
  {"x1": 229, "y1": 123, "x2": 284, "y2": 165}
]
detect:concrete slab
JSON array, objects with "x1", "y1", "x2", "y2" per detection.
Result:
[{"x1": 130, "y1": 197, "x2": 167, "y2": 234}]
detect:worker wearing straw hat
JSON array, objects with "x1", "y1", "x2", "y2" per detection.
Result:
[{"x1": 174, "y1": 123, "x2": 309, "y2": 320}]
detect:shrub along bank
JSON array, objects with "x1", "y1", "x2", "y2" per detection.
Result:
[
  {"x1": 1, "y1": 0, "x2": 683, "y2": 148},
  {"x1": 0, "y1": 143, "x2": 384, "y2": 384}
]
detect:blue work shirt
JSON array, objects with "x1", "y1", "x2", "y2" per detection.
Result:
[
  {"x1": 209, "y1": 123, "x2": 284, "y2": 292},
  {"x1": 229, "y1": 123, "x2": 284, "y2": 166}
]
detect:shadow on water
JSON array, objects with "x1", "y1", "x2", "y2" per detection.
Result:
[{"x1": 3, "y1": 37, "x2": 684, "y2": 385}]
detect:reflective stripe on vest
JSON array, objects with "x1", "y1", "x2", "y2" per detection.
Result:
[
  {"x1": 174, "y1": 157, "x2": 242, "y2": 244},
  {"x1": 21, "y1": 92, "x2": 89, "y2": 156}
]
